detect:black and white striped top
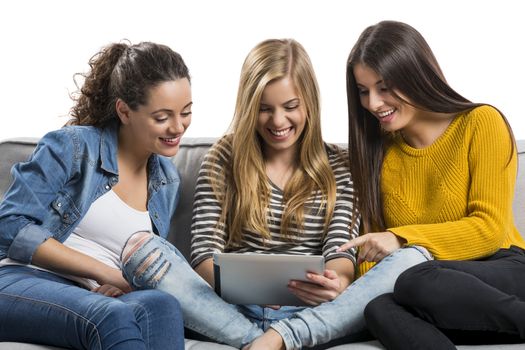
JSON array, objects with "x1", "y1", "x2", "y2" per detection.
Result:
[{"x1": 190, "y1": 138, "x2": 360, "y2": 268}]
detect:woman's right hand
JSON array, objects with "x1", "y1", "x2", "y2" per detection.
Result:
[{"x1": 337, "y1": 231, "x2": 406, "y2": 264}]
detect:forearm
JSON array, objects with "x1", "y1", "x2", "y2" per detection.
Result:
[
  {"x1": 389, "y1": 219, "x2": 505, "y2": 260},
  {"x1": 32, "y1": 237, "x2": 119, "y2": 284},
  {"x1": 326, "y1": 257, "x2": 354, "y2": 291},
  {"x1": 194, "y1": 258, "x2": 215, "y2": 287}
]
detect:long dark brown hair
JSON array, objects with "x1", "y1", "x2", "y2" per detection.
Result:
[
  {"x1": 346, "y1": 20, "x2": 515, "y2": 233},
  {"x1": 69, "y1": 41, "x2": 190, "y2": 127}
]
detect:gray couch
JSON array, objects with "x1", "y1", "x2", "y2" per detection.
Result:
[{"x1": 1, "y1": 137, "x2": 524, "y2": 350}]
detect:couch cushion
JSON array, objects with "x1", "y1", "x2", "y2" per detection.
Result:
[
  {"x1": 0, "y1": 138, "x2": 40, "y2": 199},
  {"x1": 514, "y1": 140, "x2": 524, "y2": 235},
  {"x1": 169, "y1": 138, "x2": 217, "y2": 259}
]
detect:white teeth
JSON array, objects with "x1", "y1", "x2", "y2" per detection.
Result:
[
  {"x1": 378, "y1": 109, "x2": 395, "y2": 118},
  {"x1": 269, "y1": 127, "x2": 292, "y2": 136}
]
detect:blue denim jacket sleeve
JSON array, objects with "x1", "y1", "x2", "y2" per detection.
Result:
[{"x1": 0, "y1": 129, "x2": 77, "y2": 263}]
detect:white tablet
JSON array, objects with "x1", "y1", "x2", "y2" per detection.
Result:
[{"x1": 213, "y1": 252, "x2": 325, "y2": 306}]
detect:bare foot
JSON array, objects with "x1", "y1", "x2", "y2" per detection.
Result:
[{"x1": 244, "y1": 328, "x2": 285, "y2": 350}]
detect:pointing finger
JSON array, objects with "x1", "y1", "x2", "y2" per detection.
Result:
[{"x1": 337, "y1": 236, "x2": 367, "y2": 252}]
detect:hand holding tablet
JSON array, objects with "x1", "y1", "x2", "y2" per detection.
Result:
[{"x1": 213, "y1": 253, "x2": 325, "y2": 306}]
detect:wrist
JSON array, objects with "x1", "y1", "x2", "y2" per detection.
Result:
[
  {"x1": 387, "y1": 230, "x2": 407, "y2": 247},
  {"x1": 91, "y1": 263, "x2": 115, "y2": 284}
]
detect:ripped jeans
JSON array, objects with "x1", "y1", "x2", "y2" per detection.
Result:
[
  {"x1": 120, "y1": 231, "x2": 263, "y2": 348},
  {"x1": 270, "y1": 245, "x2": 433, "y2": 349},
  {"x1": 121, "y1": 232, "x2": 432, "y2": 350}
]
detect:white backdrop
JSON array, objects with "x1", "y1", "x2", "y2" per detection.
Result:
[{"x1": 1, "y1": 0, "x2": 523, "y2": 143}]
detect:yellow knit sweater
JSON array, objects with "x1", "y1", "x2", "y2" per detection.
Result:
[{"x1": 359, "y1": 105, "x2": 525, "y2": 276}]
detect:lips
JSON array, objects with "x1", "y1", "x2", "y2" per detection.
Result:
[
  {"x1": 376, "y1": 108, "x2": 396, "y2": 123},
  {"x1": 377, "y1": 108, "x2": 395, "y2": 118},
  {"x1": 268, "y1": 127, "x2": 293, "y2": 137},
  {"x1": 160, "y1": 136, "x2": 181, "y2": 146}
]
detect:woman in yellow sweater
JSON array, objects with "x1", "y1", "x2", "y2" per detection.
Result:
[{"x1": 339, "y1": 20, "x2": 525, "y2": 348}]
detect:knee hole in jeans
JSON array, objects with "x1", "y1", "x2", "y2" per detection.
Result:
[
  {"x1": 152, "y1": 259, "x2": 171, "y2": 285},
  {"x1": 122, "y1": 231, "x2": 153, "y2": 264},
  {"x1": 134, "y1": 248, "x2": 171, "y2": 287},
  {"x1": 135, "y1": 248, "x2": 162, "y2": 276}
]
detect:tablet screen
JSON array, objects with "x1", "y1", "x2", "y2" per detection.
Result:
[{"x1": 213, "y1": 253, "x2": 325, "y2": 306}]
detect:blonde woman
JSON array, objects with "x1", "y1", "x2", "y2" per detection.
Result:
[{"x1": 190, "y1": 38, "x2": 360, "y2": 348}]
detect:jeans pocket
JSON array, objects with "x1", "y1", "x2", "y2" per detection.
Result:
[{"x1": 409, "y1": 245, "x2": 434, "y2": 261}]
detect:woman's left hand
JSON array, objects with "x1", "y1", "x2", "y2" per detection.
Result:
[
  {"x1": 337, "y1": 231, "x2": 405, "y2": 264},
  {"x1": 92, "y1": 284, "x2": 126, "y2": 297},
  {"x1": 288, "y1": 269, "x2": 343, "y2": 306}
]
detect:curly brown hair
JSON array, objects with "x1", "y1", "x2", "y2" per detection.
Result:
[{"x1": 69, "y1": 41, "x2": 190, "y2": 128}]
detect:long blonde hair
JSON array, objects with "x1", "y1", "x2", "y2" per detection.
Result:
[{"x1": 209, "y1": 39, "x2": 337, "y2": 245}]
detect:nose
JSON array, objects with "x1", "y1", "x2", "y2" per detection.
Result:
[
  {"x1": 368, "y1": 90, "x2": 384, "y2": 111},
  {"x1": 270, "y1": 108, "x2": 287, "y2": 127},
  {"x1": 168, "y1": 116, "x2": 184, "y2": 134}
]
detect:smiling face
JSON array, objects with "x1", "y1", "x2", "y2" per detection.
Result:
[
  {"x1": 117, "y1": 78, "x2": 192, "y2": 158},
  {"x1": 353, "y1": 63, "x2": 420, "y2": 133},
  {"x1": 256, "y1": 76, "x2": 307, "y2": 158}
]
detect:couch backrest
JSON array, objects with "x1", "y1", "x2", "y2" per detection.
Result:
[{"x1": 1, "y1": 137, "x2": 524, "y2": 260}]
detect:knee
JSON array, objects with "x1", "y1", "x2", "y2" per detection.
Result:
[
  {"x1": 129, "y1": 290, "x2": 184, "y2": 326},
  {"x1": 131, "y1": 289, "x2": 182, "y2": 315},
  {"x1": 88, "y1": 299, "x2": 141, "y2": 341},
  {"x1": 394, "y1": 260, "x2": 441, "y2": 307},
  {"x1": 121, "y1": 232, "x2": 171, "y2": 289},
  {"x1": 364, "y1": 293, "x2": 394, "y2": 331},
  {"x1": 86, "y1": 298, "x2": 160, "y2": 349},
  {"x1": 97, "y1": 299, "x2": 138, "y2": 326}
]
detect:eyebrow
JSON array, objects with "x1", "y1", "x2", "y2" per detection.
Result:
[
  {"x1": 260, "y1": 98, "x2": 300, "y2": 105},
  {"x1": 356, "y1": 80, "x2": 384, "y2": 89},
  {"x1": 151, "y1": 101, "x2": 193, "y2": 115}
]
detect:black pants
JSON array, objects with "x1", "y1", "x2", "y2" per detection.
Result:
[{"x1": 364, "y1": 247, "x2": 525, "y2": 350}]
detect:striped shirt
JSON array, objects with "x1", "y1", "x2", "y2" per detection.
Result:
[{"x1": 190, "y1": 137, "x2": 360, "y2": 268}]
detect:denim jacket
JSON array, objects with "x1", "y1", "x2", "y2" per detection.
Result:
[{"x1": 0, "y1": 123, "x2": 180, "y2": 263}]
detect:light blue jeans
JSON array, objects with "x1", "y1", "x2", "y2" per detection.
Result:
[
  {"x1": 270, "y1": 246, "x2": 433, "y2": 349},
  {"x1": 237, "y1": 304, "x2": 306, "y2": 331},
  {"x1": 120, "y1": 232, "x2": 263, "y2": 348},
  {"x1": 121, "y1": 232, "x2": 431, "y2": 349}
]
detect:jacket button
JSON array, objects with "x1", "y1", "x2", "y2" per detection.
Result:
[
  {"x1": 57, "y1": 202, "x2": 62, "y2": 207},
  {"x1": 105, "y1": 185, "x2": 110, "y2": 190}
]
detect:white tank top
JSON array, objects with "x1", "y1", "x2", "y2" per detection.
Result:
[{"x1": 0, "y1": 190, "x2": 152, "y2": 289}]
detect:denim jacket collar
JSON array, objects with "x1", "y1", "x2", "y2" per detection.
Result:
[{"x1": 99, "y1": 122, "x2": 119, "y2": 175}]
